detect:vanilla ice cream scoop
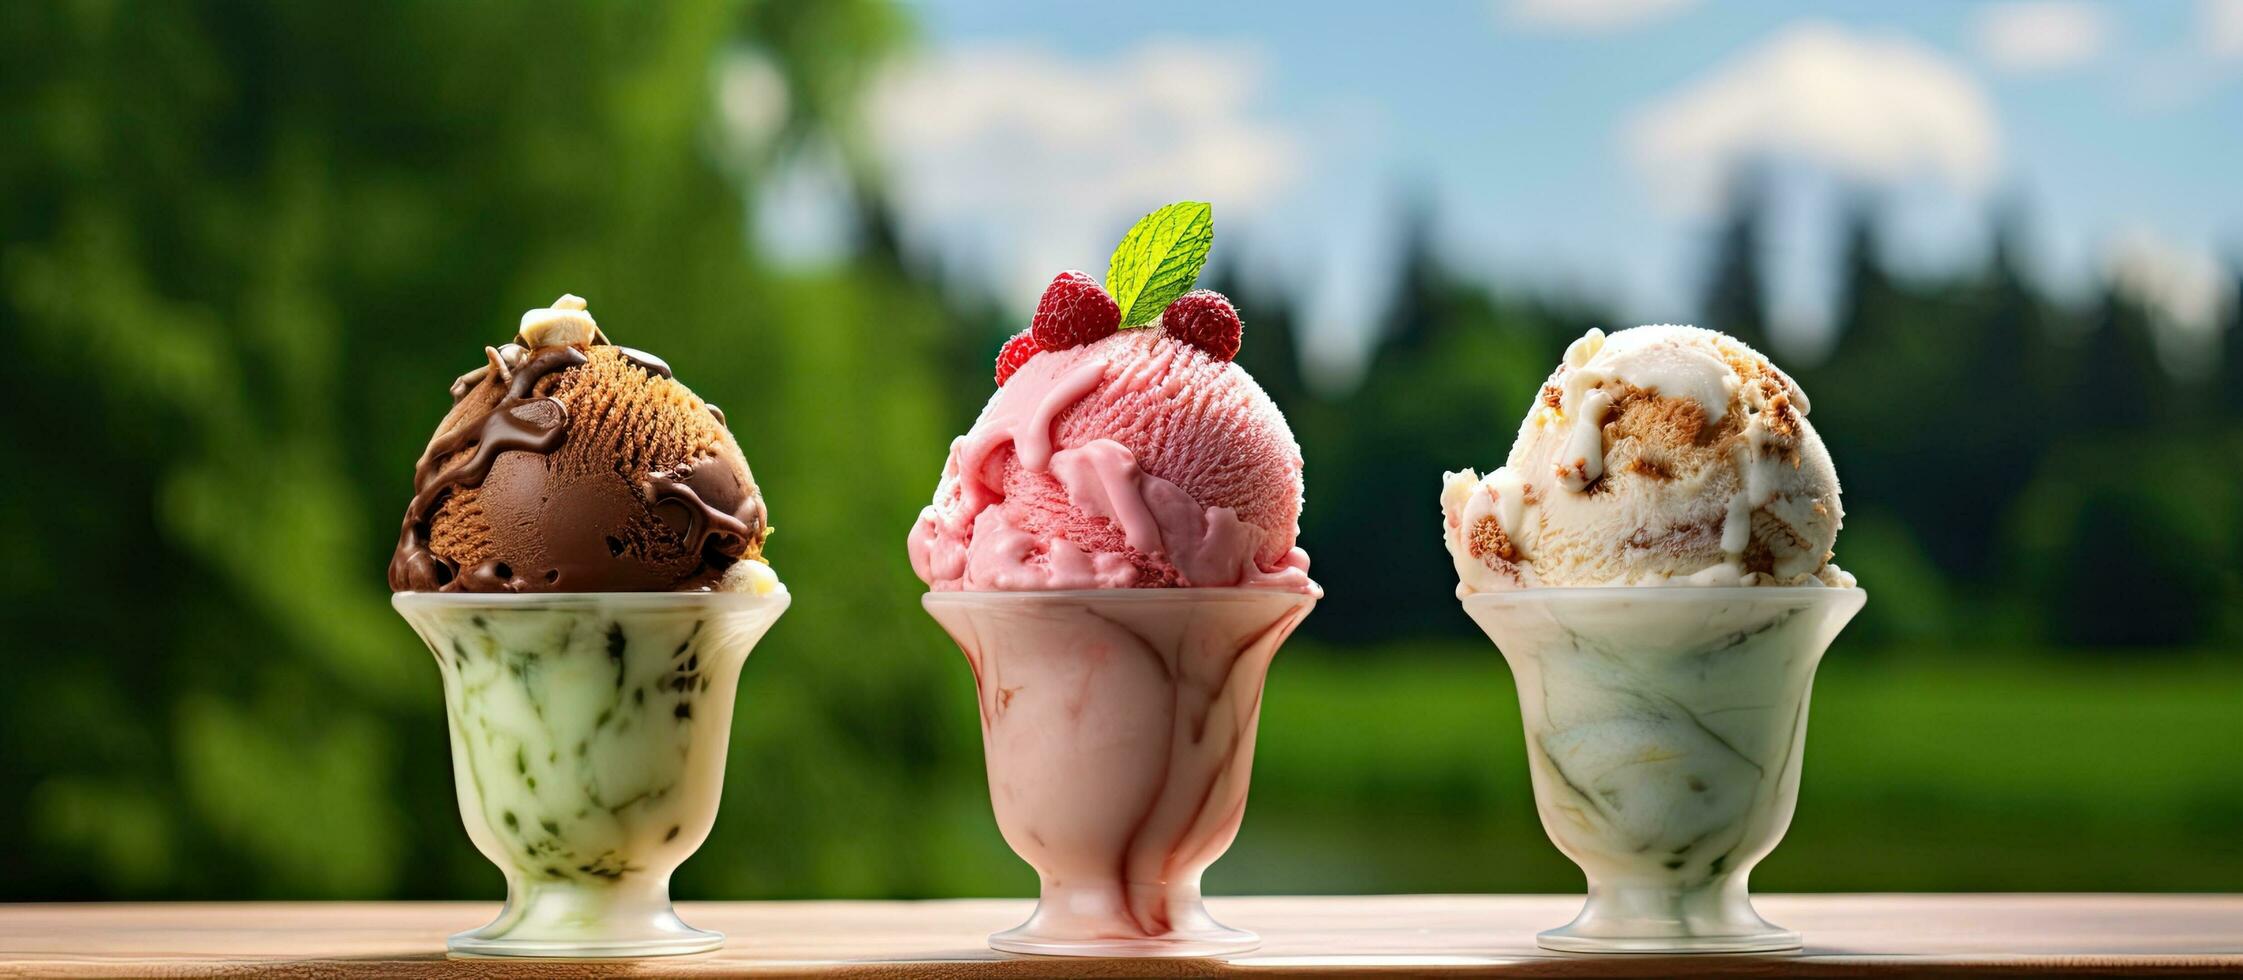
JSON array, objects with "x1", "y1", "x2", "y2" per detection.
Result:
[{"x1": 1441, "y1": 325, "x2": 1848, "y2": 592}]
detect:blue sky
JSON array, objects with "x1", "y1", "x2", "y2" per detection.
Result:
[{"x1": 760, "y1": 0, "x2": 2243, "y2": 385}]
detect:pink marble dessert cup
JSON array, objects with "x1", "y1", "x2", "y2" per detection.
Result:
[{"x1": 923, "y1": 589, "x2": 1315, "y2": 957}]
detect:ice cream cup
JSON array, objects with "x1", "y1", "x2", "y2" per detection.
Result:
[
  {"x1": 394, "y1": 590, "x2": 788, "y2": 957},
  {"x1": 923, "y1": 588, "x2": 1315, "y2": 957},
  {"x1": 1463, "y1": 586, "x2": 1864, "y2": 954}
]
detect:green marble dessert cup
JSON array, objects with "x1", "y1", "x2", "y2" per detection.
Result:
[
  {"x1": 395, "y1": 590, "x2": 788, "y2": 957},
  {"x1": 1464, "y1": 586, "x2": 1864, "y2": 954}
]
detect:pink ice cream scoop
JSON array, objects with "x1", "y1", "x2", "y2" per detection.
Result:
[{"x1": 909, "y1": 328, "x2": 1314, "y2": 593}]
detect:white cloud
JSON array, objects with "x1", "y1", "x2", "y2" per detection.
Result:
[
  {"x1": 867, "y1": 41, "x2": 1300, "y2": 304},
  {"x1": 2105, "y1": 230, "x2": 2233, "y2": 380},
  {"x1": 1500, "y1": 0, "x2": 1695, "y2": 33},
  {"x1": 2120, "y1": 0, "x2": 2243, "y2": 109},
  {"x1": 1623, "y1": 23, "x2": 2002, "y2": 216},
  {"x1": 1973, "y1": 2, "x2": 2109, "y2": 73},
  {"x1": 2205, "y1": 0, "x2": 2243, "y2": 58}
]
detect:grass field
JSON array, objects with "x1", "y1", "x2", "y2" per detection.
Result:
[{"x1": 1203, "y1": 641, "x2": 2243, "y2": 896}]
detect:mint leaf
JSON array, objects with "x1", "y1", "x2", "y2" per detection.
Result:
[{"x1": 1105, "y1": 201, "x2": 1213, "y2": 327}]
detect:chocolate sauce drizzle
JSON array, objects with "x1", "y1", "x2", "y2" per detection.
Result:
[
  {"x1": 613, "y1": 346, "x2": 672, "y2": 380},
  {"x1": 392, "y1": 346, "x2": 587, "y2": 591},
  {"x1": 445, "y1": 342, "x2": 669, "y2": 403},
  {"x1": 648, "y1": 463, "x2": 768, "y2": 567}
]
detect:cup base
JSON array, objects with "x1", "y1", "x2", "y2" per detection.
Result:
[
  {"x1": 446, "y1": 906, "x2": 721, "y2": 958},
  {"x1": 447, "y1": 928, "x2": 722, "y2": 959},
  {"x1": 1533, "y1": 883, "x2": 1801, "y2": 955},
  {"x1": 1536, "y1": 925, "x2": 1799, "y2": 955},
  {"x1": 990, "y1": 924, "x2": 1259, "y2": 958}
]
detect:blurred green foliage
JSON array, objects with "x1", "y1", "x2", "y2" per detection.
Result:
[{"x1": 2, "y1": 1, "x2": 2239, "y2": 902}]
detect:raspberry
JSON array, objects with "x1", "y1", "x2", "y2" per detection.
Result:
[
  {"x1": 993, "y1": 329, "x2": 1040, "y2": 386},
  {"x1": 1159, "y1": 289, "x2": 1242, "y2": 361},
  {"x1": 1031, "y1": 271, "x2": 1120, "y2": 350}
]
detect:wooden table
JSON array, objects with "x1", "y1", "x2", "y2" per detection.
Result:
[{"x1": 2, "y1": 895, "x2": 2238, "y2": 977}]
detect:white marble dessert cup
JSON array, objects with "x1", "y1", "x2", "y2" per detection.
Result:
[
  {"x1": 1463, "y1": 587, "x2": 1864, "y2": 954},
  {"x1": 923, "y1": 589, "x2": 1316, "y2": 958},
  {"x1": 395, "y1": 590, "x2": 788, "y2": 957}
]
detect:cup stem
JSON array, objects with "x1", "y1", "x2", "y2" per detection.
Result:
[
  {"x1": 992, "y1": 877, "x2": 1251, "y2": 957},
  {"x1": 1539, "y1": 873, "x2": 1796, "y2": 953},
  {"x1": 449, "y1": 874, "x2": 720, "y2": 957}
]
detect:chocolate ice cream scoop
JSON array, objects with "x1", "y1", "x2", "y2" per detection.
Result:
[{"x1": 389, "y1": 295, "x2": 770, "y2": 593}]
